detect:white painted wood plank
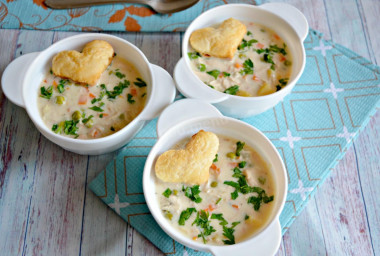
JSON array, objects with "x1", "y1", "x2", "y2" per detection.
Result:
[
  {"x1": 358, "y1": 0, "x2": 380, "y2": 65},
  {"x1": 354, "y1": 110, "x2": 380, "y2": 255},
  {"x1": 0, "y1": 30, "x2": 55, "y2": 256},
  {"x1": 80, "y1": 151, "x2": 128, "y2": 256}
]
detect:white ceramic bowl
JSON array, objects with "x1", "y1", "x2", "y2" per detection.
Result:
[
  {"x1": 174, "y1": 3, "x2": 308, "y2": 118},
  {"x1": 1, "y1": 33, "x2": 176, "y2": 155},
  {"x1": 143, "y1": 99, "x2": 288, "y2": 256}
]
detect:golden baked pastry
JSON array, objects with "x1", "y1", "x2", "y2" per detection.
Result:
[
  {"x1": 52, "y1": 40, "x2": 114, "y2": 85},
  {"x1": 189, "y1": 18, "x2": 247, "y2": 58},
  {"x1": 155, "y1": 130, "x2": 219, "y2": 184}
]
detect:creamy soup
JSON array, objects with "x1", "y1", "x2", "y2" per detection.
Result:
[
  {"x1": 38, "y1": 56, "x2": 147, "y2": 139},
  {"x1": 188, "y1": 21, "x2": 292, "y2": 97},
  {"x1": 155, "y1": 135, "x2": 275, "y2": 245}
]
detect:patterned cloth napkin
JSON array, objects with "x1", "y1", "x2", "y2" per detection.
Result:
[
  {"x1": 0, "y1": 0, "x2": 258, "y2": 32},
  {"x1": 89, "y1": 30, "x2": 380, "y2": 255}
]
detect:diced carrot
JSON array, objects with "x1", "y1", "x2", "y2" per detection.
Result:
[
  {"x1": 257, "y1": 43, "x2": 264, "y2": 49},
  {"x1": 91, "y1": 129, "x2": 99, "y2": 138},
  {"x1": 274, "y1": 34, "x2": 280, "y2": 40},
  {"x1": 252, "y1": 75, "x2": 259, "y2": 81},
  {"x1": 232, "y1": 204, "x2": 239, "y2": 209},
  {"x1": 130, "y1": 88, "x2": 137, "y2": 96},
  {"x1": 234, "y1": 63, "x2": 242, "y2": 68},
  {"x1": 52, "y1": 80, "x2": 58, "y2": 87},
  {"x1": 102, "y1": 113, "x2": 109, "y2": 117},
  {"x1": 43, "y1": 79, "x2": 47, "y2": 83},
  {"x1": 78, "y1": 95, "x2": 87, "y2": 105},
  {"x1": 205, "y1": 204, "x2": 215, "y2": 212},
  {"x1": 229, "y1": 162, "x2": 238, "y2": 167},
  {"x1": 279, "y1": 55, "x2": 286, "y2": 62},
  {"x1": 204, "y1": 54, "x2": 210, "y2": 57},
  {"x1": 211, "y1": 164, "x2": 217, "y2": 170},
  {"x1": 89, "y1": 93, "x2": 96, "y2": 98},
  {"x1": 192, "y1": 236, "x2": 197, "y2": 241},
  {"x1": 210, "y1": 164, "x2": 220, "y2": 174}
]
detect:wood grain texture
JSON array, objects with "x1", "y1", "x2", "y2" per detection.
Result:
[{"x1": 0, "y1": 0, "x2": 379, "y2": 256}]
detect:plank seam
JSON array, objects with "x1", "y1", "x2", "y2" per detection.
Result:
[
  {"x1": 353, "y1": 143, "x2": 376, "y2": 256},
  {"x1": 78, "y1": 155, "x2": 90, "y2": 256}
]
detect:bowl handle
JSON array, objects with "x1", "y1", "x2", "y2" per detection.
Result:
[
  {"x1": 156, "y1": 99, "x2": 222, "y2": 138},
  {"x1": 209, "y1": 219, "x2": 282, "y2": 256},
  {"x1": 139, "y1": 64, "x2": 176, "y2": 121},
  {"x1": 1, "y1": 52, "x2": 40, "y2": 108},
  {"x1": 174, "y1": 58, "x2": 229, "y2": 103},
  {"x1": 259, "y1": 3, "x2": 309, "y2": 42}
]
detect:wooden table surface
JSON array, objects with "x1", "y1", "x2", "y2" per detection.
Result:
[{"x1": 0, "y1": 0, "x2": 379, "y2": 255}]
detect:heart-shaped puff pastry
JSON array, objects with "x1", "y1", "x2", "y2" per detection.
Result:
[
  {"x1": 52, "y1": 40, "x2": 114, "y2": 85},
  {"x1": 189, "y1": 18, "x2": 247, "y2": 58},
  {"x1": 155, "y1": 130, "x2": 219, "y2": 184}
]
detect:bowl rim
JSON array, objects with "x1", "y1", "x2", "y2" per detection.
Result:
[
  {"x1": 22, "y1": 33, "x2": 155, "y2": 145},
  {"x1": 143, "y1": 115, "x2": 288, "y2": 251},
  {"x1": 181, "y1": 3, "x2": 306, "y2": 101}
]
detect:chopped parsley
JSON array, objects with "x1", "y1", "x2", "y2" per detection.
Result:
[
  {"x1": 240, "y1": 58, "x2": 254, "y2": 75},
  {"x1": 188, "y1": 52, "x2": 201, "y2": 59},
  {"x1": 247, "y1": 187, "x2": 274, "y2": 211},
  {"x1": 82, "y1": 115, "x2": 93, "y2": 124},
  {"x1": 134, "y1": 78, "x2": 147, "y2": 88},
  {"x1": 211, "y1": 213, "x2": 228, "y2": 226},
  {"x1": 89, "y1": 102, "x2": 104, "y2": 112},
  {"x1": 245, "y1": 215, "x2": 250, "y2": 220},
  {"x1": 91, "y1": 90, "x2": 105, "y2": 104},
  {"x1": 247, "y1": 31, "x2": 252, "y2": 36},
  {"x1": 178, "y1": 207, "x2": 196, "y2": 225},
  {"x1": 104, "y1": 80, "x2": 130, "y2": 99},
  {"x1": 127, "y1": 93, "x2": 135, "y2": 104},
  {"x1": 49, "y1": 69, "x2": 53, "y2": 75},
  {"x1": 238, "y1": 161, "x2": 246, "y2": 168},
  {"x1": 222, "y1": 223, "x2": 240, "y2": 245},
  {"x1": 99, "y1": 114, "x2": 103, "y2": 118},
  {"x1": 263, "y1": 53, "x2": 275, "y2": 70},
  {"x1": 223, "y1": 72, "x2": 230, "y2": 77},
  {"x1": 162, "y1": 188, "x2": 172, "y2": 198},
  {"x1": 224, "y1": 85, "x2": 239, "y2": 95},
  {"x1": 57, "y1": 80, "x2": 68, "y2": 93},
  {"x1": 182, "y1": 185, "x2": 202, "y2": 203},
  {"x1": 115, "y1": 71, "x2": 125, "y2": 79},
  {"x1": 197, "y1": 63, "x2": 206, "y2": 72},
  {"x1": 141, "y1": 92, "x2": 146, "y2": 98},
  {"x1": 52, "y1": 120, "x2": 79, "y2": 136},
  {"x1": 192, "y1": 210, "x2": 216, "y2": 244},
  {"x1": 206, "y1": 69, "x2": 220, "y2": 79},
  {"x1": 216, "y1": 198, "x2": 222, "y2": 205},
  {"x1": 213, "y1": 154, "x2": 218, "y2": 162},
  {"x1": 110, "y1": 126, "x2": 115, "y2": 131},
  {"x1": 238, "y1": 38, "x2": 258, "y2": 50},
  {"x1": 40, "y1": 86, "x2": 53, "y2": 99},
  {"x1": 276, "y1": 78, "x2": 289, "y2": 92},
  {"x1": 236, "y1": 141, "x2": 245, "y2": 156}
]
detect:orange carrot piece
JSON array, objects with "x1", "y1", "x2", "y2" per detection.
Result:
[
  {"x1": 257, "y1": 43, "x2": 264, "y2": 49},
  {"x1": 192, "y1": 236, "x2": 197, "y2": 241},
  {"x1": 131, "y1": 88, "x2": 137, "y2": 96},
  {"x1": 234, "y1": 63, "x2": 242, "y2": 68},
  {"x1": 89, "y1": 93, "x2": 96, "y2": 98},
  {"x1": 232, "y1": 204, "x2": 239, "y2": 209},
  {"x1": 52, "y1": 80, "x2": 58, "y2": 87},
  {"x1": 102, "y1": 113, "x2": 109, "y2": 117},
  {"x1": 78, "y1": 95, "x2": 87, "y2": 105},
  {"x1": 279, "y1": 55, "x2": 286, "y2": 62},
  {"x1": 252, "y1": 75, "x2": 259, "y2": 81},
  {"x1": 274, "y1": 34, "x2": 280, "y2": 40}
]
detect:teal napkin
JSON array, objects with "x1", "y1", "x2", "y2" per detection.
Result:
[
  {"x1": 89, "y1": 30, "x2": 380, "y2": 255},
  {"x1": 0, "y1": 0, "x2": 257, "y2": 32}
]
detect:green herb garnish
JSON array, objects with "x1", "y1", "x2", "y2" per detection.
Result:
[
  {"x1": 213, "y1": 154, "x2": 218, "y2": 162},
  {"x1": 182, "y1": 185, "x2": 202, "y2": 203},
  {"x1": 216, "y1": 198, "x2": 222, "y2": 205},
  {"x1": 223, "y1": 72, "x2": 230, "y2": 77},
  {"x1": 105, "y1": 80, "x2": 130, "y2": 99},
  {"x1": 238, "y1": 39, "x2": 258, "y2": 50},
  {"x1": 115, "y1": 71, "x2": 125, "y2": 79},
  {"x1": 238, "y1": 161, "x2": 246, "y2": 168},
  {"x1": 192, "y1": 210, "x2": 216, "y2": 244},
  {"x1": 197, "y1": 63, "x2": 206, "y2": 72},
  {"x1": 188, "y1": 52, "x2": 201, "y2": 59},
  {"x1": 211, "y1": 213, "x2": 228, "y2": 226},
  {"x1": 99, "y1": 114, "x2": 103, "y2": 118},
  {"x1": 141, "y1": 93, "x2": 146, "y2": 98},
  {"x1": 245, "y1": 215, "x2": 249, "y2": 220},
  {"x1": 40, "y1": 86, "x2": 53, "y2": 99},
  {"x1": 134, "y1": 78, "x2": 147, "y2": 88},
  {"x1": 222, "y1": 223, "x2": 239, "y2": 245},
  {"x1": 82, "y1": 115, "x2": 94, "y2": 124},
  {"x1": 236, "y1": 141, "x2": 245, "y2": 156},
  {"x1": 110, "y1": 126, "x2": 115, "y2": 131},
  {"x1": 162, "y1": 188, "x2": 172, "y2": 198},
  {"x1": 247, "y1": 188, "x2": 274, "y2": 211},
  {"x1": 240, "y1": 58, "x2": 254, "y2": 75},
  {"x1": 224, "y1": 85, "x2": 239, "y2": 95},
  {"x1": 127, "y1": 93, "x2": 135, "y2": 104},
  {"x1": 91, "y1": 90, "x2": 105, "y2": 104},
  {"x1": 89, "y1": 105, "x2": 104, "y2": 112},
  {"x1": 178, "y1": 208, "x2": 196, "y2": 225},
  {"x1": 247, "y1": 31, "x2": 252, "y2": 36},
  {"x1": 206, "y1": 69, "x2": 220, "y2": 79}
]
